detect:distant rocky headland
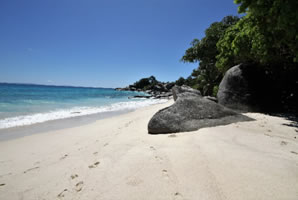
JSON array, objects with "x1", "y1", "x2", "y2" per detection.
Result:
[{"x1": 115, "y1": 76, "x2": 175, "y2": 99}]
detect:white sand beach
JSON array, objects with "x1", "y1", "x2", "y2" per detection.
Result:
[{"x1": 0, "y1": 100, "x2": 297, "y2": 200}]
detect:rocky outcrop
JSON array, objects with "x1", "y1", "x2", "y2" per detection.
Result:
[
  {"x1": 128, "y1": 95, "x2": 152, "y2": 99},
  {"x1": 172, "y1": 85, "x2": 201, "y2": 101},
  {"x1": 148, "y1": 86, "x2": 252, "y2": 134},
  {"x1": 115, "y1": 77, "x2": 175, "y2": 99},
  {"x1": 217, "y1": 64, "x2": 278, "y2": 112}
]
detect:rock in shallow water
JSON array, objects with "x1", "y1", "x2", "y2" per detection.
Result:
[{"x1": 148, "y1": 90, "x2": 252, "y2": 134}]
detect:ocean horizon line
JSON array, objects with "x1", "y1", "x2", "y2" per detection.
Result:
[{"x1": 0, "y1": 82, "x2": 116, "y2": 90}]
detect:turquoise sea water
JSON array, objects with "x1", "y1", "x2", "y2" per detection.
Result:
[{"x1": 0, "y1": 83, "x2": 166, "y2": 129}]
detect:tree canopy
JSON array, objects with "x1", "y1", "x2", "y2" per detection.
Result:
[
  {"x1": 132, "y1": 76, "x2": 158, "y2": 90},
  {"x1": 181, "y1": 16, "x2": 240, "y2": 96},
  {"x1": 216, "y1": 0, "x2": 298, "y2": 72}
]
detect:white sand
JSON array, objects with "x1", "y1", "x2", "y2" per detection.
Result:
[{"x1": 0, "y1": 100, "x2": 298, "y2": 200}]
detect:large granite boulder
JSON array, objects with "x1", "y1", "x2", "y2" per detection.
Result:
[
  {"x1": 148, "y1": 93, "x2": 252, "y2": 134},
  {"x1": 172, "y1": 85, "x2": 201, "y2": 101},
  {"x1": 217, "y1": 64, "x2": 277, "y2": 112}
]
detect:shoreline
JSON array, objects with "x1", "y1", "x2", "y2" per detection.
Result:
[
  {"x1": 0, "y1": 100, "x2": 298, "y2": 200},
  {"x1": 0, "y1": 99, "x2": 169, "y2": 141},
  {"x1": 0, "y1": 109, "x2": 133, "y2": 141}
]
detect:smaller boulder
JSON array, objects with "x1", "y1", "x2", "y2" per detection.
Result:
[{"x1": 172, "y1": 85, "x2": 201, "y2": 101}]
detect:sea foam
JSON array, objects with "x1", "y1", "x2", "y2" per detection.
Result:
[{"x1": 0, "y1": 99, "x2": 168, "y2": 129}]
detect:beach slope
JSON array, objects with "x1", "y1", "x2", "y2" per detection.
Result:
[{"x1": 0, "y1": 100, "x2": 297, "y2": 200}]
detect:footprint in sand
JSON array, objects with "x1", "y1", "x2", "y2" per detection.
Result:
[
  {"x1": 88, "y1": 161, "x2": 100, "y2": 169},
  {"x1": 150, "y1": 146, "x2": 156, "y2": 150},
  {"x1": 155, "y1": 156, "x2": 163, "y2": 163},
  {"x1": 174, "y1": 192, "x2": 184, "y2": 200},
  {"x1": 75, "y1": 181, "x2": 84, "y2": 192},
  {"x1": 291, "y1": 151, "x2": 298, "y2": 155},
  {"x1": 93, "y1": 152, "x2": 98, "y2": 155},
  {"x1": 280, "y1": 141, "x2": 288, "y2": 146},
  {"x1": 70, "y1": 174, "x2": 79, "y2": 179},
  {"x1": 57, "y1": 189, "x2": 68, "y2": 198},
  {"x1": 24, "y1": 166, "x2": 40, "y2": 174},
  {"x1": 162, "y1": 169, "x2": 169, "y2": 179},
  {"x1": 168, "y1": 134, "x2": 177, "y2": 138},
  {"x1": 104, "y1": 143, "x2": 109, "y2": 147},
  {"x1": 264, "y1": 133, "x2": 273, "y2": 137},
  {"x1": 60, "y1": 154, "x2": 68, "y2": 160}
]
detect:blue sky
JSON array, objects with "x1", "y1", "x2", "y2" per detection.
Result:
[{"x1": 0, "y1": 0, "x2": 239, "y2": 88}]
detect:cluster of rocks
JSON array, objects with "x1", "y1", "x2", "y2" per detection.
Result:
[
  {"x1": 116, "y1": 82, "x2": 175, "y2": 99},
  {"x1": 148, "y1": 85, "x2": 252, "y2": 134},
  {"x1": 115, "y1": 86, "x2": 142, "y2": 92},
  {"x1": 147, "y1": 63, "x2": 295, "y2": 134},
  {"x1": 118, "y1": 64, "x2": 286, "y2": 134}
]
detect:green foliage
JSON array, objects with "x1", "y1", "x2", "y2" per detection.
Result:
[
  {"x1": 133, "y1": 76, "x2": 158, "y2": 90},
  {"x1": 182, "y1": 16, "x2": 240, "y2": 64},
  {"x1": 181, "y1": 16, "x2": 240, "y2": 96},
  {"x1": 175, "y1": 77, "x2": 186, "y2": 86},
  {"x1": 215, "y1": 0, "x2": 298, "y2": 111},
  {"x1": 216, "y1": 0, "x2": 298, "y2": 72},
  {"x1": 216, "y1": 16, "x2": 260, "y2": 72},
  {"x1": 178, "y1": 0, "x2": 297, "y2": 110},
  {"x1": 212, "y1": 85, "x2": 219, "y2": 97}
]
